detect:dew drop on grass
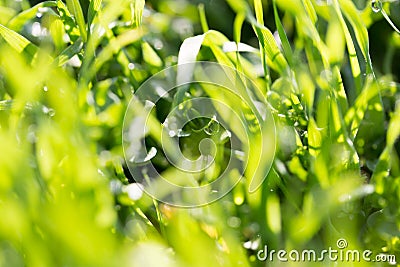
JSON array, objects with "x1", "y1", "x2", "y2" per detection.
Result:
[
  {"x1": 128, "y1": 63, "x2": 135, "y2": 70},
  {"x1": 371, "y1": 0, "x2": 382, "y2": 13},
  {"x1": 316, "y1": 0, "x2": 332, "y2": 6}
]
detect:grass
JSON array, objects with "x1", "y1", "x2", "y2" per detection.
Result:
[{"x1": 0, "y1": 0, "x2": 400, "y2": 266}]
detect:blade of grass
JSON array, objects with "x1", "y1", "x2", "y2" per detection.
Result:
[
  {"x1": 87, "y1": 0, "x2": 102, "y2": 29},
  {"x1": 332, "y1": 0, "x2": 362, "y2": 95},
  {"x1": 252, "y1": 0, "x2": 270, "y2": 85},
  {"x1": 131, "y1": 0, "x2": 145, "y2": 27},
  {"x1": 54, "y1": 38, "x2": 83, "y2": 66},
  {"x1": 56, "y1": 0, "x2": 80, "y2": 43},
  {"x1": 7, "y1": 1, "x2": 57, "y2": 31},
  {"x1": 198, "y1": 4, "x2": 209, "y2": 33},
  {"x1": 0, "y1": 23, "x2": 38, "y2": 59},
  {"x1": 272, "y1": 0, "x2": 293, "y2": 67}
]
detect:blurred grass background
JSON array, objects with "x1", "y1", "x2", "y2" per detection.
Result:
[{"x1": 0, "y1": 0, "x2": 400, "y2": 266}]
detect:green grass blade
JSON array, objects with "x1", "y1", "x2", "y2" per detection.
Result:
[
  {"x1": 66, "y1": 0, "x2": 87, "y2": 42},
  {"x1": 301, "y1": 0, "x2": 317, "y2": 25},
  {"x1": 0, "y1": 6, "x2": 16, "y2": 25},
  {"x1": 56, "y1": 0, "x2": 80, "y2": 43},
  {"x1": 7, "y1": 1, "x2": 57, "y2": 31},
  {"x1": 0, "y1": 23, "x2": 38, "y2": 59},
  {"x1": 272, "y1": 0, "x2": 293, "y2": 67},
  {"x1": 89, "y1": 29, "x2": 143, "y2": 78},
  {"x1": 131, "y1": 0, "x2": 145, "y2": 27},
  {"x1": 141, "y1": 41, "x2": 163, "y2": 67},
  {"x1": 332, "y1": 0, "x2": 362, "y2": 95},
  {"x1": 87, "y1": 0, "x2": 102, "y2": 28},
  {"x1": 338, "y1": 0, "x2": 369, "y2": 60},
  {"x1": 198, "y1": 3, "x2": 209, "y2": 33},
  {"x1": 381, "y1": 8, "x2": 400, "y2": 34},
  {"x1": 54, "y1": 38, "x2": 83, "y2": 66}
]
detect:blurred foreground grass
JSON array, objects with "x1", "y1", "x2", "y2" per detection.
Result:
[{"x1": 0, "y1": 0, "x2": 400, "y2": 266}]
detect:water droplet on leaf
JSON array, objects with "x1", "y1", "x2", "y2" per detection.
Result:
[{"x1": 371, "y1": 0, "x2": 382, "y2": 13}]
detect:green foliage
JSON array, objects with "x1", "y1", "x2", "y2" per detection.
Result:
[{"x1": 0, "y1": 0, "x2": 400, "y2": 266}]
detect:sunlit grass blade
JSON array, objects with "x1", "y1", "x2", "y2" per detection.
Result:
[
  {"x1": 272, "y1": 0, "x2": 293, "y2": 67},
  {"x1": 131, "y1": 0, "x2": 145, "y2": 27},
  {"x1": 332, "y1": 0, "x2": 362, "y2": 95},
  {"x1": 198, "y1": 4, "x2": 209, "y2": 33},
  {"x1": 56, "y1": 0, "x2": 80, "y2": 43},
  {"x1": 54, "y1": 38, "x2": 83, "y2": 66},
  {"x1": 371, "y1": 102, "x2": 400, "y2": 192},
  {"x1": 87, "y1": 0, "x2": 102, "y2": 29},
  {"x1": 66, "y1": 0, "x2": 87, "y2": 42},
  {"x1": 252, "y1": 0, "x2": 270, "y2": 84},
  {"x1": 381, "y1": 8, "x2": 400, "y2": 34},
  {"x1": 84, "y1": 28, "x2": 143, "y2": 87},
  {"x1": 7, "y1": 1, "x2": 57, "y2": 31},
  {"x1": 0, "y1": 23, "x2": 38, "y2": 59}
]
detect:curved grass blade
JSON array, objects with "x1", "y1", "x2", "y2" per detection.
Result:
[
  {"x1": 54, "y1": 38, "x2": 83, "y2": 66},
  {"x1": 56, "y1": 0, "x2": 80, "y2": 43},
  {"x1": 7, "y1": 1, "x2": 57, "y2": 31},
  {"x1": 381, "y1": 9, "x2": 400, "y2": 34}
]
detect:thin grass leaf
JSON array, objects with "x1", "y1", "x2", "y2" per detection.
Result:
[
  {"x1": 233, "y1": 12, "x2": 245, "y2": 44},
  {"x1": 56, "y1": 0, "x2": 80, "y2": 43},
  {"x1": 66, "y1": 0, "x2": 87, "y2": 42},
  {"x1": 131, "y1": 0, "x2": 145, "y2": 27},
  {"x1": 0, "y1": 23, "x2": 38, "y2": 59},
  {"x1": 338, "y1": 0, "x2": 369, "y2": 60},
  {"x1": 232, "y1": 12, "x2": 246, "y2": 72},
  {"x1": 54, "y1": 38, "x2": 83, "y2": 66},
  {"x1": 371, "y1": 103, "x2": 400, "y2": 191},
  {"x1": 272, "y1": 0, "x2": 293, "y2": 67},
  {"x1": 301, "y1": 0, "x2": 317, "y2": 25},
  {"x1": 333, "y1": 0, "x2": 362, "y2": 95},
  {"x1": 386, "y1": 104, "x2": 400, "y2": 149},
  {"x1": 198, "y1": 3, "x2": 209, "y2": 33},
  {"x1": 7, "y1": 1, "x2": 57, "y2": 31},
  {"x1": 141, "y1": 41, "x2": 163, "y2": 67},
  {"x1": 344, "y1": 76, "x2": 378, "y2": 139},
  {"x1": 380, "y1": 5, "x2": 400, "y2": 34},
  {"x1": 0, "y1": 6, "x2": 16, "y2": 25},
  {"x1": 87, "y1": 0, "x2": 102, "y2": 28}
]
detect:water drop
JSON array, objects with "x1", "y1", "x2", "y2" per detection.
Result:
[
  {"x1": 371, "y1": 0, "x2": 382, "y2": 13},
  {"x1": 204, "y1": 117, "x2": 220, "y2": 136}
]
